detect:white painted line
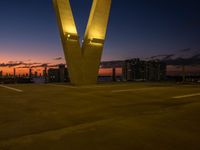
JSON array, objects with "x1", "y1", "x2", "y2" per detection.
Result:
[
  {"x1": 48, "y1": 84, "x2": 130, "y2": 89},
  {"x1": 81, "y1": 84, "x2": 131, "y2": 88},
  {"x1": 173, "y1": 93, "x2": 200, "y2": 99},
  {"x1": 49, "y1": 84, "x2": 115, "y2": 89},
  {"x1": 47, "y1": 84, "x2": 78, "y2": 89},
  {"x1": 0, "y1": 85, "x2": 23, "y2": 92},
  {"x1": 111, "y1": 87, "x2": 159, "y2": 93}
]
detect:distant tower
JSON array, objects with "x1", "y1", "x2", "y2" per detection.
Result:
[
  {"x1": 34, "y1": 71, "x2": 38, "y2": 77},
  {"x1": 112, "y1": 67, "x2": 116, "y2": 82},
  {"x1": 42, "y1": 65, "x2": 48, "y2": 83},
  {"x1": 43, "y1": 67, "x2": 47, "y2": 77},
  {"x1": 59, "y1": 64, "x2": 65, "y2": 82},
  {"x1": 29, "y1": 68, "x2": 32, "y2": 78}
]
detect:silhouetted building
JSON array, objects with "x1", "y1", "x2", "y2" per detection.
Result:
[
  {"x1": 43, "y1": 67, "x2": 47, "y2": 77},
  {"x1": 123, "y1": 59, "x2": 166, "y2": 81},
  {"x1": 48, "y1": 65, "x2": 69, "y2": 83},
  {"x1": 112, "y1": 67, "x2": 116, "y2": 81},
  {"x1": 123, "y1": 59, "x2": 146, "y2": 81},
  {"x1": 43, "y1": 67, "x2": 48, "y2": 83},
  {"x1": 145, "y1": 60, "x2": 166, "y2": 81},
  {"x1": 34, "y1": 71, "x2": 38, "y2": 77},
  {"x1": 0, "y1": 71, "x2": 2, "y2": 77},
  {"x1": 48, "y1": 69, "x2": 59, "y2": 82},
  {"x1": 59, "y1": 64, "x2": 65, "y2": 82},
  {"x1": 29, "y1": 68, "x2": 32, "y2": 78}
]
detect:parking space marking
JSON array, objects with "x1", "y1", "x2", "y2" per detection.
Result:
[
  {"x1": 47, "y1": 84, "x2": 78, "y2": 89},
  {"x1": 111, "y1": 87, "x2": 161, "y2": 93},
  {"x1": 0, "y1": 85, "x2": 23, "y2": 92},
  {"x1": 173, "y1": 93, "x2": 200, "y2": 99}
]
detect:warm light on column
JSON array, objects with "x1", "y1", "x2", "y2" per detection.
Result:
[
  {"x1": 89, "y1": 38, "x2": 104, "y2": 45},
  {"x1": 64, "y1": 33, "x2": 79, "y2": 41}
]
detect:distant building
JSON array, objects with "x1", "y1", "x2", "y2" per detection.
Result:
[
  {"x1": 123, "y1": 58, "x2": 146, "y2": 81},
  {"x1": 59, "y1": 64, "x2": 65, "y2": 82},
  {"x1": 43, "y1": 67, "x2": 48, "y2": 82},
  {"x1": 112, "y1": 67, "x2": 116, "y2": 81},
  {"x1": 34, "y1": 71, "x2": 38, "y2": 77},
  {"x1": 48, "y1": 68, "x2": 59, "y2": 82},
  {"x1": 29, "y1": 68, "x2": 32, "y2": 78},
  {"x1": 146, "y1": 60, "x2": 166, "y2": 81},
  {"x1": 48, "y1": 65, "x2": 69, "y2": 83},
  {"x1": 123, "y1": 59, "x2": 166, "y2": 81},
  {"x1": 43, "y1": 67, "x2": 47, "y2": 77},
  {"x1": 0, "y1": 71, "x2": 2, "y2": 77}
]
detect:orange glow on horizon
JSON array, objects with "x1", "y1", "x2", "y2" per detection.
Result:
[
  {"x1": 99, "y1": 68, "x2": 122, "y2": 76},
  {"x1": 0, "y1": 67, "x2": 44, "y2": 76},
  {"x1": 1, "y1": 65, "x2": 199, "y2": 77},
  {"x1": 0, "y1": 67, "x2": 123, "y2": 76}
]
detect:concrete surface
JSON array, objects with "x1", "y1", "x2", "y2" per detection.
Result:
[{"x1": 0, "y1": 83, "x2": 200, "y2": 150}]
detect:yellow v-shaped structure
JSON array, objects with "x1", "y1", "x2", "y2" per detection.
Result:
[{"x1": 53, "y1": 0, "x2": 112, "y2": 85}]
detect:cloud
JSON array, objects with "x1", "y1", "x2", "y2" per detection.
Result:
[
  {"x1": 16, "y1": 62, "x2": 43, "y2": 68},
  {"x1": 163, "y1": 53, "x2": 200, "y2": 66},
  {"x1": 0, "y1": 61, "x2": 24, "y2": 67},
  {"x1": 163, "y1": 54, "x2": 174, "y2": 60},
  {"x1": 48, "y1": 64, "x2": 59, "y2": 68},
  {"x1": 100, "y1": 61, "x2": 124, "y2": 68},
  {"x1": 54, "y1": 57, "x2": 63, "y2": 60},
  {"x1": 0, "y1": 59, "x2": 64, "y2": 69},
  {"x1": 148, "y1": 48, "x2": 200, "y2": 66},
  {"x1": 179, "y1": 48, "x2": 191, "y2": 52},
  {"x1": 150, "y1": 54, "x2": 174, "y2": 60},
  {"x1": 142, "y1": 47, "x2": 199, "y2": 68},
  {"x1": 17, "y1": 66, "x2": 31, "y2": 69},
  {"x1": 30, "y1": 63, "x2": 49, "y2": 68},
  {"x1": 0, "y1": 59, "x2": 51, "y2": 69}
]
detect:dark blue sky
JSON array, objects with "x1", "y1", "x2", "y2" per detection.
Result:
[{"x1": 0, "y1": 0, "x2": 200, "y2": 63}]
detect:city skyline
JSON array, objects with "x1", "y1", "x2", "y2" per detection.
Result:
[{"x1": 0, "y1": 0, "x2": 200, "y2": 75}]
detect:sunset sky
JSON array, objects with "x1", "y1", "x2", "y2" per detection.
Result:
[{"x1": 0, "y1": 0, "x2": 200, "y2": 75}]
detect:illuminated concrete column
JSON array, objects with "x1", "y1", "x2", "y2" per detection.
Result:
[
  {"x1": 53, "y1": 0, "x2": 112, "y2": 85},
  {"x1": 53, "y1": 0, "x2": 83, "y2": 85},
  {"x1": 82, "y1": 0, "x2": 112, "y2": 84}
]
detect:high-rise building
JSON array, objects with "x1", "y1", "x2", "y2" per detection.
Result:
[
  {"x1": 146, "y1": 60, "x2": 166, "y2": 81},
  {"x1": 123, "y1": 59, "x2": 146, "y2": 81},
  {"x1": 123, "y1": 59, "x2": 166, "y2": 81}
]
